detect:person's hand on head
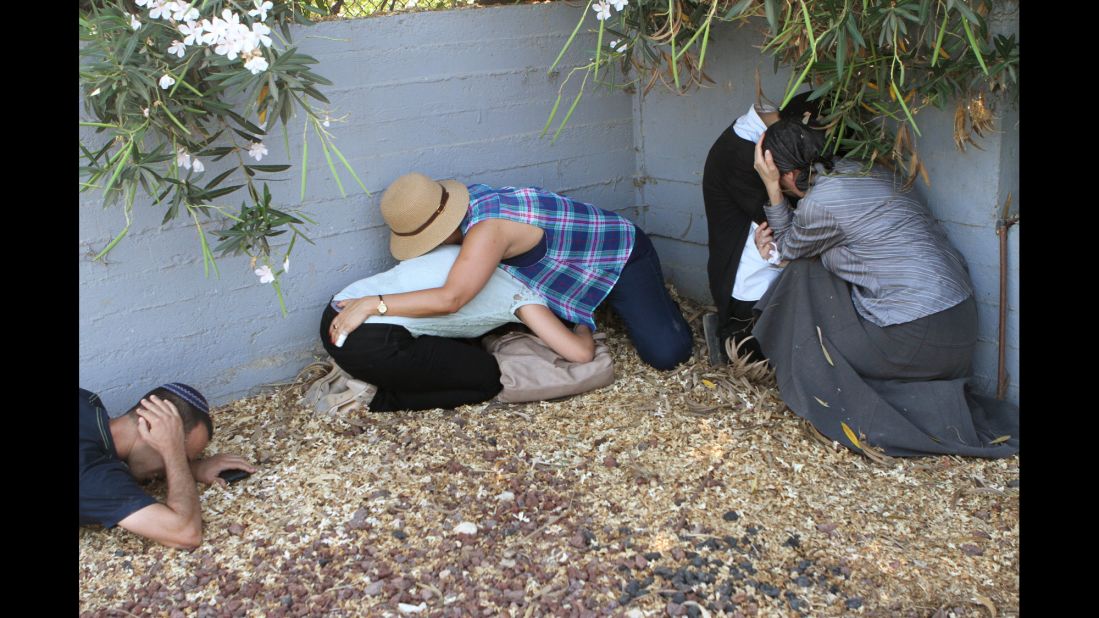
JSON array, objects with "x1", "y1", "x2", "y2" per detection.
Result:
[
  {"x1": 135, "y1": 395, "x2": 185, "y2": 457},
  {"x1": 190, "y1": 453, "x2": 257, "y2": 487},
  {"x1": 753, "y1": 133, "x2": 781, "y2": 190}
]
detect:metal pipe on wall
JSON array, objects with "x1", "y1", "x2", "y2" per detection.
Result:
[{"x1": 995, "y1": 194, "x2": 1018, "y2": 401}]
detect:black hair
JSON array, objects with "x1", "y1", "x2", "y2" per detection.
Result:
[{"x1": 762, "y1": 118, "x2": 832, "y2": 193}]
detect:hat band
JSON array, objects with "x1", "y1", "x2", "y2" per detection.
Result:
[{"x1": 393, "y1": 184, "x2": 450, "y2": 237}]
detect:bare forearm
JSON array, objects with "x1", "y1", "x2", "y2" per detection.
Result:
[
  {"x1": 378, "y1": 287, "x2": 463, "y2": 317},
  {"x1": 162, "y1": 449, "x2": 202, "y2": 537}
]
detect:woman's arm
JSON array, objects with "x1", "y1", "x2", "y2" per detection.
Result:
[
  {"x1": 515, "y1": 304, "x2": 596, "y2": 363},
  {"x1": 753, "y1": 136, "x2": 844, "y2": 261},
  {"x1": 329, "y1": 220, "x2": 512, "y2": 344}
]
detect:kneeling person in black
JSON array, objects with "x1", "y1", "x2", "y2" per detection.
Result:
[{"x1": 79, "y1": 384, "x2": 255, "y2": 549}]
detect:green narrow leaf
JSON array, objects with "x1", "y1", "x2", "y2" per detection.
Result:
[
  {"x1": 188, "y1": 205, "x2": 220, "y2": 279},
  {"x1": 174, "y1": 78, "x2": 204, "y2": 98},
  {"x1": 551, "y1": 70, "x2": 590, "y2": 143},
  {"x1": 835, "y1": 26, "x2": 846, "y2": 76},
  {"x1": 845, "y1": 12, "x2": 865, "y2": 49},
  {"x1": 315, "y1": 124, "x2": 345, "y2": 197},
  {"x1": 93, "y1": 202, "x2": 133, "y2": 261},
  {"x1": 961, "y1": 17, "x2": 989, "y2": 75},
  {"x1": 781, "y1": 61, "x2": 814, "y2": 110},
  {"x1": 541, "y1": 86, "x2": 566, "y2": 138},
  {"x1": 204, "y1": 168, "x2": 236, "y2": 189},
  {"x1": 160, "y1": 106, "x2": 192, "y2": 135},
  {"x1": 328, "y1": 141, "x2": 370, "y2": 195},
  {"x1": 594, "y1": 20, "x2": 604, "y2": 82},
  {"x1": 724, "y1": 0, "x2": 755, "y2": 19},
  {"x1": 764, "y1": 0, "x2": 779, "y2": 33},
  {"x1": 668, "y1": 0, "x2": 680, "y2": 90},
  {"x1": 102, "y1": 141, "x2": 134, "y2": 194},
  {"x1": 299, "y1": 120, "x2": 309, "y2": 201},
  {"x1": 697, "y1": 16, "x2": 713, "y2": 71},
  {"x1": 549, "y1": 0, "x2": 594, "y2": 75},
  {"x1": 891, "y1": 81, "x2": 921, "y2": 136},
  {"x1": 272, "y1": 279, "x2": 288, "y2": 317},
  {"x1": 798, "y1": 0, "x2": 817, "y2": 54}
]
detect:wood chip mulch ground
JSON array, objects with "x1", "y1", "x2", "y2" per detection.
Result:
[{"x1": 79, "y1": 293, "x2": 1019, "y2": 618}]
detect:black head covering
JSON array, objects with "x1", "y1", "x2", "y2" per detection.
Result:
[
  {"x1": 762, "y1": 117, "x2": 831, "y2": 193},
  {"x1": 777, "y1": 90, "x2": 823, "y2": 124}
]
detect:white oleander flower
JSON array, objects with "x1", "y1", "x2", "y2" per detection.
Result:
[
  {"x1": 282, "y1": 256, "x2": 290, "y2": 273},
  {"x1": 609, "y1": 39, "x2": 628, "y2": 52},
  {"x1": 167, "y1": 40, "x2": 186, "y2": 58},
  {"x1": 148, "y1": 1, "x2": 171, "y2": 20},
  {"x1": 191, "y1": 158, "x2": 204, "y2": 173},
  {"x1": 249, "y1": 1, "x2": 274, "y2": 22},
  {"x1": 592, "y1": 1, "x2": 612, "y2": 21},
  {"x1": 199, "y1": 18, "x2": 220, "y2": 45},
  {"x1": 173, "y1": 2, "x2": 200, "y2": 22},
  {"x1": 142, "y1": 107, "x2": 150, "y2": 117},
  {"x1": 159, "y1": 74, "x2": 176, "y2": 89},
  {"x1": 255, "y1": 264, "x2": 275, "y2": 284},
  {"x1": 178, "y1": 20, "x2": 203, "y2": 46},
  {"x1": 609, "y1": 0, "x2": 628, "y2": 11},
  {"x1": 251, "y1": 22, "x2": 273, "y2": 48},
  {"x1": 176, "y1": 148, "x2": 192, "y2": 169},
  {"x1": 248, "y1": 141, "x2": 269, "y2": 161},
  {"x1": 130, "y1": 14, "x2": 142, "y2": 30},
  {"x1": 243, "y1": 52, "x2": 269, "y2": 74},
  {"x1": 90, "y1": 87, "x2": 101, "y2": 97}
]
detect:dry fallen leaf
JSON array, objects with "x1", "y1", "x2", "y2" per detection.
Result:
[
  {"x1": 841, "y1": 421, "x2": 862, "y2": 450},
  {"x1": 816, "y1": 326, "x2": 835, "y2": 367},
  {"x1": 973, "y1": 593, "x2": 997, "y2": 617}
]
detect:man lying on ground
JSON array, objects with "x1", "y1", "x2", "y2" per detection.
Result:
[{"x1": 79, "y1": 384, "x2": 256, "y2": 549}]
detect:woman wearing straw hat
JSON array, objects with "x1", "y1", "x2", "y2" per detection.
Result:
[
  {"x1": 328, "y1": 173, "x2": 693, "y2": 373},
  {"x1": 747, "y1": 118, "x2": 1019, "y2": 457}
]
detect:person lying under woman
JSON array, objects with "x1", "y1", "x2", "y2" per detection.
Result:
[{"x1": 316, "y1": 244, "x2": 596, "y2": 414}]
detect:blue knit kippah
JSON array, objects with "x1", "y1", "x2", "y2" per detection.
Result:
[{"x1": 160, "y1": 383, "x2": 210, "y2": 416}]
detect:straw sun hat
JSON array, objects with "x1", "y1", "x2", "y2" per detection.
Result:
[{"x1": 380, "y1": 172, "x2": 470, "y2": 261}]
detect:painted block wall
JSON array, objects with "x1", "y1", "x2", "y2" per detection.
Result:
[
  {"x1": 79, "y1": 4, "x2": 636, "y2": 413},
  {"x1": 80, "y1": 3, "x2": 1020, "y2": 411},
  {"x1": 632, "y1": 15, "x2": 1019, "y2": 404}
]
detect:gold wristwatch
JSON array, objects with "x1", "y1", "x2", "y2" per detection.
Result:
[{"x1": 376, "y1": 295, "x2": 388, "y2": 315}]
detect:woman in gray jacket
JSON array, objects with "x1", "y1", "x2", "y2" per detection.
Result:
[{"x1": 748, "y1": 118, "x2": 1018, "y2": 458}]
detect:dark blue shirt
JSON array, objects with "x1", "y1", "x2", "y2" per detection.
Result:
[{"x1": 79, "y1": 389, "x2": 156, "y2": 528}]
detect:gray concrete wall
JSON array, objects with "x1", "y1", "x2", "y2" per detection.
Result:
[
  {"x1": 79, "y1": 4, "x2": 636, "y2": 413},
  {"x1": 632, "y1": 17, "x2": 1020, "y2": 404},
  {"x1": 80, "y1": 4, "x2": 1020, "y2": 411}
]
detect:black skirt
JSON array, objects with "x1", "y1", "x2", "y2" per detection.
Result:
[{"x1": 752, "y1": 258, "x2": 1019, "y2": 457}]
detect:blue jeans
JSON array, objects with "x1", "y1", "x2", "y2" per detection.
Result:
[{"x1": 605, "y1": 227, "x2": 694, "y2": 370}]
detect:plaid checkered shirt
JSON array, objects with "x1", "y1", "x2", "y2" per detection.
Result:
[{"x1": 460, "y1": 184, "x2": 636, "y2": 331}]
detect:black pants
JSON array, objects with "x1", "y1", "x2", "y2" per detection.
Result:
[
  {"x1": 722, "y1": 297, "x2": 766, "y2": 362},
  {"x1": 320, "y1": 305, "x2": 503, "y2": 412}
]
